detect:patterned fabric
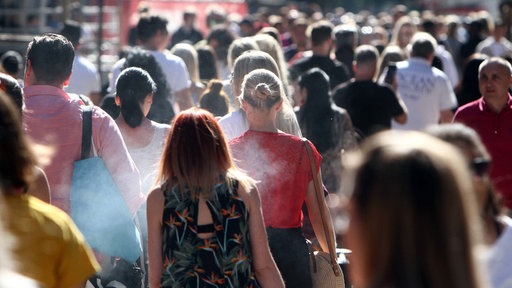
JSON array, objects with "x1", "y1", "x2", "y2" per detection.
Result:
[{"x1": 161, "y1": 181, "x2": 260, "y2": 288}]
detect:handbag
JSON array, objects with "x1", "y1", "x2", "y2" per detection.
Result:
[
  {"x1": 302, "y1": 138, "x2": 345, "y2": 288},
  {"x1": 71, "y1": 106, "x2": 142, "y2": 263}
]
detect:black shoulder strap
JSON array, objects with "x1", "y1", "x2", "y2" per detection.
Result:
[{"x1": 81, "y1": 106, "x2": 93, "y2": 160}]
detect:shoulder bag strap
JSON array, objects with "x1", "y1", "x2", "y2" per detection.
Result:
[
  {"x1": 302, "y1": 138, "x2": 342, "y2": 276},
  {"x1": 81, "y1": 106, "x2": 93, "y2": 160}
]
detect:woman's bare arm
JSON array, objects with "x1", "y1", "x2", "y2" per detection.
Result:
[
  {"x1": 147, "y1": 186, "x2": 164, "y2": 288},
  {"x1": 239, "y1": 185, "x2": 284, "y2": 288}
]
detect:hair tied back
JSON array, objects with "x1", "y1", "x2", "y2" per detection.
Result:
[{"x1": 252, "y1": 83, "x2": 271, "y2": 100}]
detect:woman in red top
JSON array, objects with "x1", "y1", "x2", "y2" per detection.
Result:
[{"x1": 230, "y1": 69, "x2": 337, "y2": 288}]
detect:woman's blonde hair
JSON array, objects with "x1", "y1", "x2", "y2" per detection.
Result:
[
  {"x1": 171, "y1": 43, "x2": 200, "y2": 83},
  {"x1": 343, "y1": 131, "x2": 483, "y2": 288},
  {"x1": 241, "y1": 69, "x2": 283, "y2": 110}
]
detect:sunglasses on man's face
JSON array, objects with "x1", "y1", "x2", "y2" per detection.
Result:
[{"x1": 470, "y1": 157, "x2": 490, "y2": 177}]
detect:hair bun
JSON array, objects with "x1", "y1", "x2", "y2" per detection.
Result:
[{"x1": 252, "y1": 83, "x2": 271, "y2": 100}]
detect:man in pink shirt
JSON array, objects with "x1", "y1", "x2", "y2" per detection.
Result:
[{"x1": 23, "y1": 33, "x2": 144, "y2": 217}]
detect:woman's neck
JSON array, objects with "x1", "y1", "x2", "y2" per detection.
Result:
[{"x1": 247, "y1": 115, "x2": 278, "y2": 133}]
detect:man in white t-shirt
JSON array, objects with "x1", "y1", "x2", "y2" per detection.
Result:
[
  {"x1": 109, "y1": 15, "x2": 192, "y2": 115},
  {"x1": 60, "y1": 21, "x2": 102, "y2": 105},
  {"x1": 392, "y1": 32, "x2": 457, "y2": 131}
]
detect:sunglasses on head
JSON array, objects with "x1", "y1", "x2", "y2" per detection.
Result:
[{"x1": 470, "y1": 157, "x2": 490, "y2": 177}]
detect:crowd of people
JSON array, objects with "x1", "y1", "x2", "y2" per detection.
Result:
[{"x1": 1, "y1": 2, "x2": 512, "y2": 288}]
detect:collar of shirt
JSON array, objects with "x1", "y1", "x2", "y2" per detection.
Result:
[
  {"x1": 24, "y1": 85, "x2": 71, "y2": 101},
  {"x1": 479, "y1": 94, "x2": 512, "y2": 112}
]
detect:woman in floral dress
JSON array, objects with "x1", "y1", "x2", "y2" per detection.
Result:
[{"x1": 146, "y1": 108, "x2": 283, "y2": 288}]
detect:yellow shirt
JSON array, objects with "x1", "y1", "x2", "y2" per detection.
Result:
[{"x1": 3, "y1": 194, "x2": 100, "y2": 288}]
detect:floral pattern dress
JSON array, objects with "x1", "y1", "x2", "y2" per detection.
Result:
[{"x1": 161, "y1": 181, "x2": 260, "y2": 288}]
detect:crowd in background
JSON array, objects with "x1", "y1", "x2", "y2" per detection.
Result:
[{"x1": 1, "y1": 2, "x2": 512, "y2": 288}]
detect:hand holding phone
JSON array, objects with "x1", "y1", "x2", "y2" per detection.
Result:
[{"x1": 384, "y1": 63, "x2": 397, "y2": 85}]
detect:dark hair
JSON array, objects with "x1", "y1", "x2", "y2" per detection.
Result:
[
  {"x1": 26, "y1": 33, "x2": 74, "y2": 85},
  {"x1": 0, "y1": 92, "x2": 36, "y2": 191},
  {"x1": 206, "y1": 26, "x2": 235, "y2": 62},
  {"x1": 199, "y1": 79, "x2": 229, "y2": 117},
  {"x1": 297, "y1": 68, "x2": 334, "y2": 153},
  {"x1": 59, "y1": 20, "x2": 81, "y2": 47},
  {"x1": 410, "y1": 32, "x2": 436, "y2": 59},
  {"x1": 122, "y1": 47, "x2": 174, "y2": 124},
  {"x1": 137, "y1": 15, "x2": 168, "y2": 43},
  {"x1": 0, "y1": 51, "x2": 23, "y2": 76},
  {"x1": 309, "y1": 20, "x2": 334, "y2": 47},
  {"x1": 355, "y1": 45, "x2": 379, "y2": 66},
  {"x1": 0, "y1": 73, "x2": 23, "y2": 112},
  {"x1": 197, "y1": 45, "x2": 219, "y2": 82},
  {"x1": 116, "y1": 67, "x2": 156, "y2": 128}
]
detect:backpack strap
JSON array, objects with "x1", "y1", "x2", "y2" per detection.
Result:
[{"x1": 81, "y1": 106, "x2": 93, "y2": 160}]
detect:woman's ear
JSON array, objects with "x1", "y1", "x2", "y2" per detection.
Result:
[
  {"x1": 114, "y1": 95, "x2": 121, "y2": 106},
  {"x1": 274, "y1": 99, "x2": 283, "y2": 112}
]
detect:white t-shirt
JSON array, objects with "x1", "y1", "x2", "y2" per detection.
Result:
[
  {"x1": 65, "y1": 55, "x2": 101, "y2": 96},
  {"x1": 127, "y1": 122, "x2": 170, "y2": 195},
  {"x1": 109, "y1": 49, "x2": 191, "y2": 105},
  {"x1": 392, "y1": 58, "x2": 457, "y2": 131},
  {"x1": 486, "y1": 216, "x2": 512, "y2": 288},
  {"x1": 218, "y1": 109, "x2": 249, "y2": 142}
]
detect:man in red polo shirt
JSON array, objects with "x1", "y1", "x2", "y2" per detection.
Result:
[{"x1": 453, "y1": 57, "x2": 512, "y2": 210}]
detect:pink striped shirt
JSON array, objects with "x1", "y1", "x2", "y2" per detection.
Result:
[{"x1": 23, "y1": 85, "x2": 144, "y2": 215}]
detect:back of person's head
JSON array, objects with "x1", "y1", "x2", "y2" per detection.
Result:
[
  {"x1": 158, "y1": 107, "x2": 234, "y2": 198},
  {"x1": 137, "y1": 15, "x2": 168, "y2": 43},
  {"x1": 199, "y1": 79, "x2": 229, "y2": 117},
  {"x1": 26, "y1": 33, "x2": 74, "y2": 86},
  {"x1": 196, "y1": 44, "x2": 219, "y2": 82},
  {"x1": 116, "y1": 67, "x2": 156, "y2": 128},
  {"x1": 0, "y1": 51, "x2": 23, "y2": 78},
  {"x1": 252, "y1": 33, "x2": 289, "y2": 87},
  {"x1": 333, "y1": 24, "x2": 359, "y2": 49},
  {"x1": 232, "y1": 50, "x2": 280, "y2": 97},
  {"x1": 410, "y1": 32, "x2": 437, "y2": 59},
  {"x1": 206, "y1": 25, "x2": 236, "y2": 62},
  {"x1": 0, "y1": 92, "x2": 36, "y2": 192},
  {"x1": 297, "y1": 68, "x2": 335, "y2": 153},
  {"x1": 240, "y1": 68, "x2": 283, "y2": 110},
  {"x1": 170, "y1": 43, "x2": 200, "y2": 83},
  {"x1": 258, "y1": 26, "x2": 280, "y2": 43},
  {"x1": 308, "y1": 20, "x2": 334, "y2": 47},
  {"x1": 227, "y1": 37, "x2": 259, "y2": 69},
  {"x1": 59, "y1": 20, "x2": 82, "y2": 48},
  {"x1": 355, "y1": 44, "x2": 379, "y2": 68},
  {"x1": 298, "y1": 67, "x2": 330, "y2": 105},
  {"x1": 0, "y1": 73, "x2": 23, "y2": 112},
  {"x1": 343, "y1": 131, "x2": 482, "y2": 288}
]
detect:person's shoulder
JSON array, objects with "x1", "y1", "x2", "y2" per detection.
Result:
[
  {"x1": 76, "y1": 55, "x2": 98, "y2": 71},
  {"x1": 454, "y1": 99, "x2": 481, "y2": 119},
  {"x1": 331, "y1": 104, "x2": 350, "y2": 117},
  {"x1": 152, "y1": 121, "x2": 171, "y2": 130}
]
